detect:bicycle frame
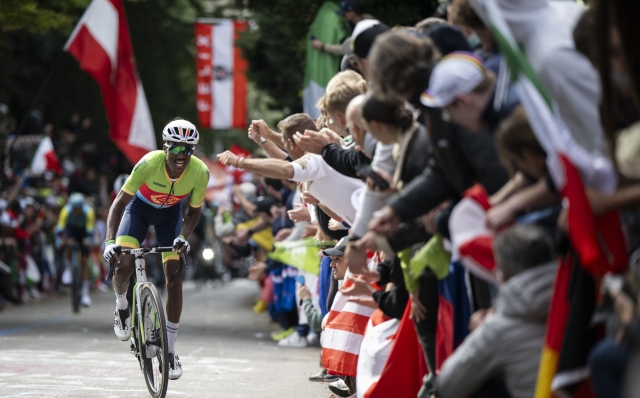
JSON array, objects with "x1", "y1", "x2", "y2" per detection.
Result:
[
  {"x1": 107, "y1": 246, "x2": 185, "y2": 351},
  {"x1": 132, "y1": 254, "x2": 149, "y2": 346}
]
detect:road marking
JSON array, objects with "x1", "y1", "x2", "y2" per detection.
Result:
[{"x1": 0, "y1": 315, "x2": 70, "y2": 337}]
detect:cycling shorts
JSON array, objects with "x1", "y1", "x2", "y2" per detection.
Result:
[
  {"x1": 116, "y1": 196, "x2": 183, "y2": 262},
  {"x1": 65, "y1": 227, "x2": 90, "y2": 256}
]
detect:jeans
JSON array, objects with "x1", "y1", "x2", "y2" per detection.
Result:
[{"x1": 588, "y1": 338, "x2": 629, "y2": 398}]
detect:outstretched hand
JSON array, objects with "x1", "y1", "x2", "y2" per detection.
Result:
[
  {"x1": 217, "y1": 150, "x2": 239, "y2": 167},
  {"x1": 293, "y1": 130, "x2": 332, "y2": 154},
  {"x1": 369, "y1": 206, "x2": 401, "y2": 237}
]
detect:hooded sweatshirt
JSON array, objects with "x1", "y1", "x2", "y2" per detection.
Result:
[{"x1": 435, "y1": 262, "x2": 557, "y2": 398}]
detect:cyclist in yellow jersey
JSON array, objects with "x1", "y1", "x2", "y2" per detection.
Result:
[
  {"x1": 56, "y1": 192, "x2": 95, "y2": 306},
  {"x1": 103, "y1": 119, "x2": 209, "y2": 380}
]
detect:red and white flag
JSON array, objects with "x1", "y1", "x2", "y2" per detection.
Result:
[
  {"x1": 322, "y1": 270, "x2": 376, "y2": 377},
  {"x1": 64, "y1": 0, "x2": 156, "y2": 165},
  {"x1": 195, "y1": 19, "x2": 248, "y2": 129},
  {"x1": 31, "y1": 136, "x2": 62, "y2": 175},
  {"x1": 356, "y1": 310, "x2": 399, "y2": 398},
  {"x1": 449, "y1": 184, "x2": 497, "y2": 283}
]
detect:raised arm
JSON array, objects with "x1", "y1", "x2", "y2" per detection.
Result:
[{"x1": 217, "y1": 151, "x2": 294, "y2": 180}]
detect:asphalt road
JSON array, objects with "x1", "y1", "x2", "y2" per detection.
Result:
[{"x1": 0, "y1": 279, "x2": 330, "y2": 398}]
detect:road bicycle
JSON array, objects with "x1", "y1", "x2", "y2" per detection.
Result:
[
  {"x1": 61, "y1": 240, "x2": 83, "y2": 314},
  {"x1": 107, "y1": 246, "x2": 186, "y2": 398}
]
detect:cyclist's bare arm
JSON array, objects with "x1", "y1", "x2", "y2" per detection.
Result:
[
  {"x1": 178, "y1": 205, "x2": 201, "y2": 242},
  {"x1": 106, "y1": 191, "x2": 134, "y2": 242}
]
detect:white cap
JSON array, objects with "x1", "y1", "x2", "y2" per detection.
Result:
[
  {"x1": 420, "y1": 52, "x2": 486, "y2": 108},
  {"x1": 351, "y1": 19, "x2": 381, "y2": 43}
]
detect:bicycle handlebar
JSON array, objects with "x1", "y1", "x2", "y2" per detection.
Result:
[{"x1": 106, "y1": 245, "x2": 188, "y2": 282}]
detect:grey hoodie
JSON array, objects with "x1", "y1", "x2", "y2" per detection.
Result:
[{"x1": 435, "y1": 262, "x2": 557, "y2": 398}]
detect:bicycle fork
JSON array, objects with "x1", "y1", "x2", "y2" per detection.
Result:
[{"x1": 131, "y1": 254, "x2": 148, "y2": 360}]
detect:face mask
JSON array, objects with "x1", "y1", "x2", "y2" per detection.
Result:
[{"x1": 168, "y1": 145, "x2": 195, "y2": 156}]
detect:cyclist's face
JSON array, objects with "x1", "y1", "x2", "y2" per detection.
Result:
[{"x1": 165, "y1": 144, "x2": 193, "y2": 174}]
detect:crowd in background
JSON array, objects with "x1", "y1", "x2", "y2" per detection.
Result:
[
  {"x1": 212, "y1": 0, "x2": 640, "y2": 397},
  {"x1": 0, "y1": 106, "x2": 223, "y2": 310}
]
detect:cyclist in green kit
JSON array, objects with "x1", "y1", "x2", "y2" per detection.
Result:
[{"x1": 103, "y1": 119, "x2": 209, "y2": 380}]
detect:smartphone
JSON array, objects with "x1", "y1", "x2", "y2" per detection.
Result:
[
  {"x1": 355, "y1": 164, "x2": 390, "y2": 190},
  {"x1": 310, "y1": 34, "x2": 316, "y2": 41}
]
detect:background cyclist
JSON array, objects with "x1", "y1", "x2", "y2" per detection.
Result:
[
  {"x1": 103, "y1": 118, "x2": 209, "y2": 380},
  {"x1": 55, "y1": 192, "x2": 95, "y2": 307}
]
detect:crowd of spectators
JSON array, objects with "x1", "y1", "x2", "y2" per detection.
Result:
[
  {"x1": 0, "y1": 105, "x2": 151, "y2": 309},
  {"x1": 213, "y1": 0, "x2": 640, "y2": 397}
]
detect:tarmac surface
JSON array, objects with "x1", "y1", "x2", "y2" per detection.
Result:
[{"x1": 0, "y1": 278, "x2": 330, "y2": 397}]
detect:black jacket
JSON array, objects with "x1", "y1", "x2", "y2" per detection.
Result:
[
  {"x1": 321, "y1": 143, "x2": 371, "y2": 180},
  {"x1": 372, "y1": 256, "x2": 408, "y2": 320},
  {"x1": 390, "y1": 108, "x2": 509, "y2": 224}
]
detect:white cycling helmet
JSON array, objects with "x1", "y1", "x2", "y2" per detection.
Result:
[{"x1": 162, "y1": 119, "x2": 199, "y2": 145}]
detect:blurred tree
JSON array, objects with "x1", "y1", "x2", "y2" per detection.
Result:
[
  {"x1": 0, "y1": 0, "x2": 91, "y2": 34},
  {"x1": 238, "y1": 0, "x2": 440, "y2": 113},
  {"x1": 0, "y1": 0, "x2": 440, "y2": 164}
]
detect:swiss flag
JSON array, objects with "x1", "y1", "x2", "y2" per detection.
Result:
[
  {"x1": 64, "y1": 0, "x2": 156, "y2": 165},
  {"x1": 31, "y1": 136, "x2": 62, "y2": 175}
]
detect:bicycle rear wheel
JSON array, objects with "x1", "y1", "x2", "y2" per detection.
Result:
[
  {"x1": 71, "y1": 250, "x2": 81, "y2": 314},
  {"x1": 139, "y1": 283, "x2": 169, "y2": 398}
]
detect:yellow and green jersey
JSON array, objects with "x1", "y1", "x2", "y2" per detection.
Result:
[
  {"x1": 56, "y1": 204, "x2": 95, "y2": 235},
  {"x1": 122, "y1": 151, "x2": 209, "y2": 209}
]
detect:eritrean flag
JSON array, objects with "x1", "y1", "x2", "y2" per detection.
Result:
[{"x1": 469, "y1": 1, "x2": 628, "y2": 396}]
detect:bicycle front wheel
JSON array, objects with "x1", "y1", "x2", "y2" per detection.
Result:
[{"x1": 139, "y1": 283, "x2": 169, "y2": 398}]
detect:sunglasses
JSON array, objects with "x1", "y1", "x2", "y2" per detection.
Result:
[{"x1": 167, "y1": 145, "x2": 195, "y2": 156}]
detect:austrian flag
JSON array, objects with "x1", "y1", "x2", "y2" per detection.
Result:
[
  {"x1": 195, "y1": 19, "x2": 248, "y2": 129},
  {"x1": 64, "y1": 0, "x2": 156, "y2": 165}
]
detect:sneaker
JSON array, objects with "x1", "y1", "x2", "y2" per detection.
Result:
[
  {"x1": 253, "y1": 299, "x2": 268, "y2": 313},
  {"x1": 306, "y1": 331, "x2": 319, "y2": 346},
  {"x1": 308, "y1": 368, "x2": 326, "y2": 382},
  {"x1": 168, "y1": 353, "x2": 183, "y2": 380},
  {"x1": 323, "y1": 373, "x2": 340, "y2": 382},
  {"x1": 270, "y1": 327, "x2": 295, "y2": 341},
  {"x1": 277, "y1": 332, "x2": 308, "y2": 348},
  {"x1": 113, "y1": 308, "x2": 131, "y2": 341},
  {"x1": 328, "y1": 379, "x2": 353, "y2": 397},
  {"x1": 81, "y1": 295, "x2": 92, "y2": 307}
]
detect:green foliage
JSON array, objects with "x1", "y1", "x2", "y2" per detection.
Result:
[
  {"x1": 0, "y1": 0, "x2": 91, "y2": 34},
  {"x1": 239, "y1": 0, "x2": 440, "y2": 112}
]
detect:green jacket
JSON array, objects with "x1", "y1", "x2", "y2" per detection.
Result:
[{"x1": 302, "y1": 298, "x2": 322, "y2": 331}]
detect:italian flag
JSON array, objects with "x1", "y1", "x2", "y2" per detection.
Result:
[{"x1": 470, "y1": 1, "x2": 628, "y2": 396}]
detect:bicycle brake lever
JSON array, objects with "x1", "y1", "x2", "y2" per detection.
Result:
[
  {"x1": 106, "y1": 260, "x2": 115, "y2": 282},
  {"x1": 175, "y1": 252, "x2": 188, "y2": 276},
  {"x1": 106, "y1": 246, "x2": 122, "y2": 282}
]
